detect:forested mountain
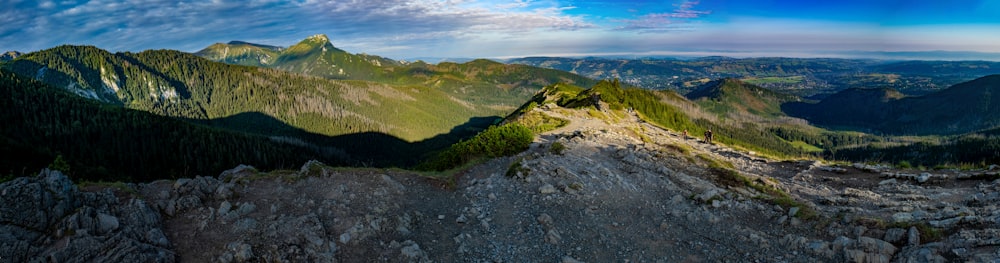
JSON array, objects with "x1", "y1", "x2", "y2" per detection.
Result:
[
  {"x1": 3, "y1": 43, "x2": 593, "y2": 167},
  {"x1": 0, "y1": 68, "x2": 326, "y2": 181},
  {"x1": 509, "y1": 56, "x2": 1000, "y2": 96},
  {"x1": 686, "y1": 78, "x2": 801, "y2": 118},
  {"x1": 784, "y1": 74, "x2": 1000, "y2": 135},
  {"x1": 197, "y1": 34, "x2": 401, "y2": 80},
  {"x1": 198, "y1": 36, "x2": 597, "y2": 109}
]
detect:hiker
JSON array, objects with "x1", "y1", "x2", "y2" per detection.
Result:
[
  {"x1": 704, "y1": 129, "x2": 713, "y2": 144},
  {"x1": 682, "y1": 129, "x2": 688, "y2": 139}
]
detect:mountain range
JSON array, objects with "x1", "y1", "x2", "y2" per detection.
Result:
[
  {"x1": 0, "y1": 35, "x2": 594, "y2": 178},
  {"x1": 5, "y1": 33, "x2": 1000, "y2": 180},
  {"x1": 785, "y1": 74, "x2": 1000, "y2": 135},
  {"x1": 508, "y1": 56, "x2": 1000, "y2": 97}
]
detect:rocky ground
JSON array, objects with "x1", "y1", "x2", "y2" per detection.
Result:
[{"x1": 3, "y1": 105, "x2": 1000, "y2": 262}]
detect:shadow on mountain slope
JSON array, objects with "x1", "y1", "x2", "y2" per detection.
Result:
[{"x1": 189, "y1": 112, "x2": 501, "y2": 168}]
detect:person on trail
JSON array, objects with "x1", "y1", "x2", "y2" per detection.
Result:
[
  {"x1": 704, "y1": 129, "x2": 713, "y2": 144},
  {"x1": 682, "y1": 129, "x2": 688, "y2": 139}
]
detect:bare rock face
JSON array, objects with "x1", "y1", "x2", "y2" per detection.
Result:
[{"x1": 0, "y1": 169, "x2": 174, "y2": 263}]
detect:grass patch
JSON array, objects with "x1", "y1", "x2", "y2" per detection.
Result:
[
  {"x1": 78, "y1": 180, "x2": 138, "y2": 196},
  {"x1": 587, "y1": 108, "x2": 607, "y2": 120},
  {"x1": 515, "y1": 111, "x2": 569, "y2": 133},
  {"x1": 549, "y1": 142, "x2": 566, "y2": 155},
  {"x1": 887, "y1": 222, "x2": 945, "y2": 243},
  {"x1": 697, "y1": 154, "x2": 735, "y2": 170},
  {"x1": 505, "y1": 158, "x2": 530, "y2": 178},
  {"x1": 664, "y1": 143, "x2": 693, "y2": 155},
  {"x1": 789, "y1": 140, "x2": 824, "y2": 153}
]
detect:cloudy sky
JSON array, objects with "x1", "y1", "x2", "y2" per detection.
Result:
[{"x1": 2, "y1": 0, "x2": 999, "y2": 60}]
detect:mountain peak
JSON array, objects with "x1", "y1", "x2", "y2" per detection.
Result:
[
  {"x1": 1, "y1": 51, "x2": 22, "y2": 61},
  {"x1": 306, "y1": 34, "x2": 330, "y2": 43}
]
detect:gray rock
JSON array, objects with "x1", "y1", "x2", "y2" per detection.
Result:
[
  {"x1": 843, "y1": 237, "x2": 898, "y2": 263},
  {"x1": 908, "y1": 226, "x2": 921, "y2": 246},
  {"x1": 884, "y1": 228, "x2": 906, "y2": 244},
  {"x1": 545, "y1": 229, "x2": 562, "y2": 244},
  {"x1": 96, "y1": 213, "x2": 120, "y2": 234},
  {"x1": 895, "y1": 244, "x2": 947, "y2": 263},
  {"x1": 299, "y1": 160, "x2": 326, "y2": 176},
  {"x1": 893, "y1": 212, "x2": 914, "y2": 223},
  {"x1": 397, "y1": 240, "x2": 430, "y2": 262},
  {"x1": 218, "y1": 201, "x2": 233, "y2": 217},
  {"x1": 339, "y1": 232, "x2": 352, "y2": 244},
  {"x1": 539, "y1": 184, "x2": 558, "y2": 194},
  {"x1": 878, "y1": 179, "x2": 897, "y2": 185},
  {"x1": 917, "y1": 173, "x2": 931, "y2": 183},
  {"x1": 788, "y1": 207, "x2": 800, "y2": 217},
  {"x1": 228, "y1": 242, "x2": 254, "y2": 262},
  {"x1": 236, "y1": 202, "x2": 256, "y2": 216},
  {"x1": 219, "y1": 164, "x2": 257, "y2": 182},
  {"x1": 696, "y1": 189, "x2": 722, "y2": 202},
  {"x1": 562, "y1": 255, "x2": 585, "y2": 263},
  {"x1": 537, "y1": 213, "x2": 554, "y2": 228},
  {"x1": 0, "y1": 170, "x2": 174, "y2": 262}
]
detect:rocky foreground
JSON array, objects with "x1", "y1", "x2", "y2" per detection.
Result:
[{"x1": 3, "y1": 107, "x2": 1000, "y2": 262}]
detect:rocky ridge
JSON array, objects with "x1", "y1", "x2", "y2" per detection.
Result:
[{"x1": 3, "y1": 105, "x2": 1000, "y2": 262}]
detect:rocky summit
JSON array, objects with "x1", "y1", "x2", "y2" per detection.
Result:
[{"x1": 3, "y1": 105, "x2": 1000, "y2": 262}]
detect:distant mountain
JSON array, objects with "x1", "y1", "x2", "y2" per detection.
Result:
[
  {"x1": 0, "y1": 51, "x2": 20, "y2": 61},
  {"x1": 785, "y1": 74, "x2": 1000, "y2": 135},
  {"x1": 197, "y1": 34, "x2": 402, "y2": 80},
  {"x1": 195, "y1": 41, "x2": 283, "y2": 67},
  {"x1": 197, "y1": 35, "x2": 597, "y2": 109},
  {"x1": 404, "y1": 57, "x2": 480, "y2": 64},
  {"x1": 509, "y1": 56, "x2": 1000, "y2": 97},
  {"x1": 686, "y1": 78, "x2": 800, "y2": 118}
]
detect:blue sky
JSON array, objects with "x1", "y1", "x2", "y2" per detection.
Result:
[{"x1": 1, "y1": 0, "x2": 998, "y2": 60}]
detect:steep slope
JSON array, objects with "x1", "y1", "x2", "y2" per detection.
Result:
[
  {"x1": 0, "y1": 68, "x2": 325, "y2": 182},
  {"x1": 786, "y1": 74, "x2": 1000, "y2": 134},
  {"x1": 2, "y1": 45, "x2": 532, "y2": 166},
  {"x1": 270, "y1": 34, "x2": 402, "y2": 80},
  {"x1": 783, "y1": 87, "x2": 905, "y2": 130},
  {"x1": 686, "y1": 78, "x2": 801, "y2": 118}
]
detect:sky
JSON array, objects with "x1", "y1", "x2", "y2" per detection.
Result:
[{"x1": 2, "y1": 0, "x2": 999, "y2": 60}]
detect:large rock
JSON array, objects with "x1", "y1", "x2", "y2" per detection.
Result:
[
  {"x1": 837, "y1": 236, "x2": 898, "y2": 263},
  {"x1": 0, "y1": 169, "x2": 175, "y2": 263}
]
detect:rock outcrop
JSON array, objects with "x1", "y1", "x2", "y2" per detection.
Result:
[{"x1": 0, "y1": 169, "x2": 174, "y2": 263}]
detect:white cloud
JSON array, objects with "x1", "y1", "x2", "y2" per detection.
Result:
[{"x1": 0, "y1": 0, "x2": 590, "y2": 57}]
